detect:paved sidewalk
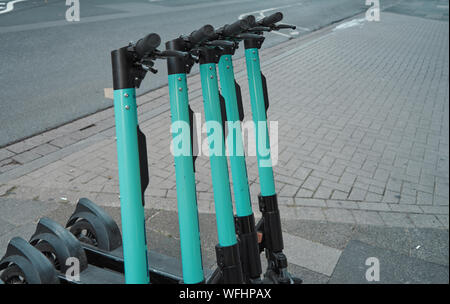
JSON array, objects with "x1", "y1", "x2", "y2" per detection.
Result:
[{"x1": 0, "y1": 10, "x2": 448, "y2": 283}]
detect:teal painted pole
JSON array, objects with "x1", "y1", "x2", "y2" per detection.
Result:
[
  {"x1": 113, "y1": 88, "x2": 150, "y2": 284},
  {"x1": 218, "y1": 55, "x2": 253, "y2": 217},
  {"x1": 199, "y1": 63, "x2": 237, "y2": 247},
  {"x1": 244, "y1": 48, "x2": 276, "y2": 197},
  {"x1": 168, "y1": 73, "x2": 204, "y2": 284}
]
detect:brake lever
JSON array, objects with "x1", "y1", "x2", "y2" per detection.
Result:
[
  {"x1": 189, "y1": 49, "x2": 200, "y2": 63},
  {"x1": 142, "y1": 65, "x2": 158, "y2": 74},
  {"x1": 273, "y1": 24, "x2": 297, "y2": 30},
  {"x1": 140, "y1": 58, "x2": 155, "y2": 67},
  {"x1": 156, "y1": 50, "x2": 190, "y2": 59}
]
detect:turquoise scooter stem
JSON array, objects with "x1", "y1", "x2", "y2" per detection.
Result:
[
  {"x1": 244, "y1": 48, "x2": 276, "y2": 196},
  {"x1": 167, "y1": 73, "x2": 204, "y2": 284},
  {"x1": 113, "y1": 88, "x2": 150, "y2": 284},
  {"x1": 218, "y1": 50, "x2": 262, "y2": 282},
  {"x1": 199, "y1": 63, "x2": 237, "y2": 247},
  {"x1": 217, "y1": 55, "x2": 253, "y2": 217},
  {"x1": 111, "y1": 35, "x2": 163, "y2": 284}
]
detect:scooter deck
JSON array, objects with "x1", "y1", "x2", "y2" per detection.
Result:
[
  {"x1": 82, "y1": 244, "x2": 214, "y2": 284},
  {"x1": 63, "y1": 264, "x2": 125, "y2": 284}
]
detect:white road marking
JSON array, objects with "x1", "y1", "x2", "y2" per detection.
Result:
[
  {"x1": 289, "y1": 30, "x2": 300, "y2": 37},
  {"x1": 104, "y1": 88, "x2": 114, "y2": 100},
  {"x1": 0, "y1": 0, "x2": 28, "y2": 15},
  {"x1": 238, "y1": 2, "x2": 309, "y2": 39},
  {"x1": 273, "y1": 31, "x2": 291, "y2": 38},
  {"x1": 238, "y1": 5, "x2": 296, "y2": 20},
  {"x1": 295, "y1": 26, "x2": 310, "y2": 32},
  {"x1": 282, "y1": 232, "x2": 342, "y2": 276},
  {"x1": 333, "y1": 18, "x2": 366, "y2": 31}
]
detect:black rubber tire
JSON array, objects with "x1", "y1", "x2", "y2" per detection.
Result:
[
  {"x1": 69, "y1": 219, "x2": 98, "y2": 247},
  {"x1": 34, "y1": 241, "x2": 61, "y2": 271},
  {"x1": 0, "y1": 265, "x2": 28, "y2": 284}
]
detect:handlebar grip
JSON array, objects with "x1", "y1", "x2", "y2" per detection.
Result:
[
  {"x1": 257, "y1": 12, "x2": 283, "y2": 26},
  {"x1": 135, "y1": 33, "x2": 161, "y2": 58},
  {"x1": 276, "y1": 24, "x2": 297, "y2": 30},
  {"x1": 189, "y1": 24, "x2": 216, "y2": 45},
  {"x1": 245, "y1": 15, "x2": 257, "y2": 28},
  {"x1": 159, "y1": 50, "x2": 189, "y2": 59},
  {"x1": 222, "y1": 19, "x2": 250, "y2": 36}
]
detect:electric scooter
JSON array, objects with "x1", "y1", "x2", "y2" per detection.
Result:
[
  {"x1": 243, "y1": 12, "x2": 302, "y2": 284},
  {"x1": 212, "y1": 18, "x2": 264, "y2": 284}
]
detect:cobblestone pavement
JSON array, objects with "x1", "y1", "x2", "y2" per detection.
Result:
[{"x1": 0, "y1": 12, "x2": 449, "y2": 231}]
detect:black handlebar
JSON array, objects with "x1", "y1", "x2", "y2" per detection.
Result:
[
  {"x1": 157, "y1": 50, "x2": 190, "y2": 59},
  {"x1": 257, "y1": 12, "x2": 283, "y2": 27},
  {"x1": 134, "y1": 33, "x2": 161, "y2": 59},
  {"x1": 222, "y1": 19, "x2": 250, "y2": 37},
  {"x1": 189, "y1": 25, "x2": 216, "y2": 45},
  {"x1": 248, "y1": 26, "x2": 271, "y2": 32},
  {"x1": 276, "y1": 24, "x2": 297, "y2": 30},
  {"x1": 245, "y1": 15, "x2": 257, "y2": 28}
]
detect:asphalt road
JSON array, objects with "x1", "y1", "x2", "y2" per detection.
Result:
[{"x1": 0, "y1": 0, "x2": 402, "y2": 147}]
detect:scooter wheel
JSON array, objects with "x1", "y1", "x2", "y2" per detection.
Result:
[
  {"x1": 1, "y1": 265, "x2": 28, "y2": 284},
  {"x1": 34, "y1": 241, "x2": 61, "y2": 271},
  {"x1": 69, "y1": 219, "x2": 98, "y2": 247}
]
